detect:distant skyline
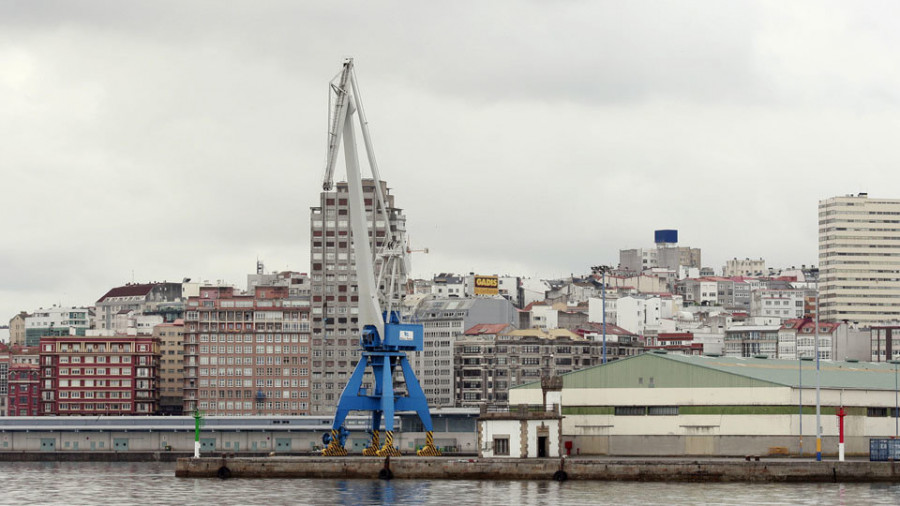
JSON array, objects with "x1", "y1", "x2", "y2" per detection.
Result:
[{"x1": 4, "y1": 1, "x2": 899, "y2": 320}]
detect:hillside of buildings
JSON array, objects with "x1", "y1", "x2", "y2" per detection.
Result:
[{"x1": 3, "y1": 192, "x2": 899, "y2": 417}]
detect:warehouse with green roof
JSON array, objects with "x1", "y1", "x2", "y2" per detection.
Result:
[{"x1": 509, "y1": 352, "x2": 900, "y2": 456}]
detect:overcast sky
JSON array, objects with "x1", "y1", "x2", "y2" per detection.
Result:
[{"x1": 2, "y1": 1, "x2": 899, "y2": 321}]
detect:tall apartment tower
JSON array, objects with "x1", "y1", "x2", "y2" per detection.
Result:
[
  {"x1": 309, "y1": 179, "x2": 407, "y2": 415},
  {"x1": 819, "y1": 194, "x2": 900, "y2": 326}
]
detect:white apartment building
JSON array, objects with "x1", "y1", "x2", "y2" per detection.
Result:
[
  {"x1": 819, "y1": 194, "x2": 900, "y2": 325},
  {"x1": 530, "y1": 304, "x2": 558, "y2": 330},
  {"x1": 24, "y1": 306, "x2": 91, "y2": 346},
  {"x1": 520, "y1": 278, "x2": 552, "y2": 307},
  {"x1": 679, "y1": 279, "x2": 718, "y2": 306},
  {"x1": 610, "y1": 295, "x2": 682, "y2": 336},
  {"x1": 588, "y1": 295, "x2": 618, "y2": 326},
  {"x1": 750, "y1": 289, "x2": 808, "y2": 321},
  {"x1": 724, "y1": 258, "x2": 766, "y2": 277},
  {"x1": 432, "y1": 274, "x2": 466, "y2": 298},
  {"x1": 411, "y1": 297, "x2": 517, "y2": 408}
]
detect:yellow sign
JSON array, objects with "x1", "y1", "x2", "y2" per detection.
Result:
[{"x1": 474, "y1": 275, "x2": 499, "y2": 296}]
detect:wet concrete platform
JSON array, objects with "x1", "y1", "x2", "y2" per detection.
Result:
[{"x1": 176, "y1": 456, "x2": 900, "y2": 482}]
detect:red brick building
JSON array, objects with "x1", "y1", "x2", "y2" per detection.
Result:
[
  {"x1": 182, "y1": 285, "x2": 312, "y2": 416},
  {"x1": 39, "y1": 335, "x2": 160, "y2": 415},
  {"x1": 0, "y1": 349, "x2": 8, "y2": 416},
  {"x1": 8, "y1": 363, "x2": 40, "y2": 416}
]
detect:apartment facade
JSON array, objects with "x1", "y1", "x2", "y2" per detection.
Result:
[
  {"x1": 724, "y1": 258, "x2": 766, "y2": 277},
  {"x1": 455, "y1": 324, "x2": 643, "y2": 407},
  {"x1": 412, "y1": 297, "x2": 518, "y2": 408},
  {"x1": 750, "y1": 289, "x2": 810, "y2": 321},
  {"x1": 454, "y1": 329, "x2": 579, "y2": 407},
  {"x1": 95, "y1": 282, "x2": 183, "y2": 330},
  {"x1": 154, "y1": 320, "x2": 185, "y2": 415},
  {"x1": 645, "y1": 332, "x2": 703, "y2": 355},
  {"x1": 308, "y1": 179, "x2": 406, "y2": 415},
  {"x1": 39, "y1": 335, "x2": 160, "y2": 416},
  {"x1": 8, "y1": 312, "x2": 27, "y2": 346},
  {"x1": 819, "y1": 194, "x2": 900, "y2": 325},
  {"x1": 8, "y1": 363, "x2": 40, "y2": 416},
  {"x1": 776, "y1": 318, "x2": 846, "y2": 360},
  {"x1": 25, "y1": 307, "x2": 90, "y2": 347},
  {"x1": 723, "y1": 325, "x2": 781, "y2": 358},
  {"x1": 182, "y1": 285, "x2": 312, "y2": 416},
  {"x1": 0, "y1": 352, "x2": 7, "y2": 416},
  {"x1": 870, "y1": 326, "x2": 900, "y2": 362}
]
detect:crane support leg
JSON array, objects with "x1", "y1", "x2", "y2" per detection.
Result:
[
  {"x1": 375, "y1": 354, "x2": 401, "y2": 456},
  {"x1": 363, "y1": 411, "x2": 382, "y2": 456},
  {"x1": 398, "y1": 356, "x2": 441, "y2": 456}
]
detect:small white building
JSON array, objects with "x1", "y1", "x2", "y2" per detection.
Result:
[{"x1": 477, "y1": 377, "x2": 563, "y2": 458}]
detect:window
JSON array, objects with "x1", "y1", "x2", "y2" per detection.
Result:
[
  {"x1": 648, "y1": 406, "x2": 678, "y2": 416},
  {"x1": 615, "y1": 406, "x2": 647, "y2": 416},
  {"x1": 868, "y1": 407, "x2": 889, "y2": 417},
  {"x1": 493, "y1": 436, "x2": 510, "y2": 456}
]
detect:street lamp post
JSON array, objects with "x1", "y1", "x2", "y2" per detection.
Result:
[
  {"x1": 815, "y1": 284, "x2": 822, "y2": 462},
  {"x1": 602, "y1": 269, "x2": 608, "y2": 364},
  {"x1": 799, "y1": 354, "x2": 803, "y2": 456},
  {"x1": 891, "y1": 360, "x2": 900, "y2": 438},
  {"x1": 592, "y1": 265, "x2": 612, "y2": 365}
]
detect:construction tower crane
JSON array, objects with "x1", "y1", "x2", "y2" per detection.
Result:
[{"x1": 320, "y1": 58, "x2": 440, "y2": 457}]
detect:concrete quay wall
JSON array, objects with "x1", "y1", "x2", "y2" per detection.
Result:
[{"x1": 176, "y1": 456, "x2": 900, "y2": 482}]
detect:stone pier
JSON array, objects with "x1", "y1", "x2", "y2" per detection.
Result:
[{"x1": 176, "y1": 456, "x2": 900, "y2": 482}]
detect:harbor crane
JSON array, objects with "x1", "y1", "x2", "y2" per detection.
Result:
[{"x1": 320, "y1": 58, "x2": 440, "y2": 457}]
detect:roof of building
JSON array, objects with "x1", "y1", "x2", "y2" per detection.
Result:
[
  {"x1": 522, "y1": 301, "x2": 547, "y2": 311},
  {"x1": 725, "y1": 325, "x2": 782, "y2": 332},
  {"x1": 575, "y1": 322, "x2": 637, "y2": 336},
  {"x1": 515, "y1": 353, "x2": 900, "y2": 391},
  {"x1": 781, "y1": 318, "x2": 842, "y2": 334},
  {"x1": 464, "y1": 323, "x2": 514, "y2": 336},
  {"x1": 96, "y1": 283, "x2": 158, "y2": 303},
  {"x1": 502, "y1": 328, "x2": 583, "y2": 341}
]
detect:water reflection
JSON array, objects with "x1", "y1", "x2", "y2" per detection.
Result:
[{"x1": 1, "y1": 462, "x2": 900, "y2": 505}]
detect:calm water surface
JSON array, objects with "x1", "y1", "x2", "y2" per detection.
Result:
[{"x1": 1, "y1": 462, "x2": 900, "y2": 505}]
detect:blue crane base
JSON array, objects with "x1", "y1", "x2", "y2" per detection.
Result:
[{"x1": 322, "y1": 350, "x2": 441, "y2": 456}]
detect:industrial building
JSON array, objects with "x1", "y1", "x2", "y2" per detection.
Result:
[
  {"x1": 510, "y1": 352, "x2": 900, "y2": 457},
  {"x1": 0, "y1": 410, "x2": 478, "y2": 454}
]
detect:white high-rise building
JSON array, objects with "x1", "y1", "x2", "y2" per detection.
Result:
[
  {"x1": 308, "y1": 179, "x2": 407, "y2": 415},
  {"x1": 819, "y1": 194, "x2": 900, "y2": 326}
]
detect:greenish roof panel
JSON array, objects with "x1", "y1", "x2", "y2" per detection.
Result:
[{"x1": 513, "y1": 353, "x2": 900, "y2": 391}]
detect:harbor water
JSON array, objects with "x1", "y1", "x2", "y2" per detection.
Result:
[{"x1": 3, "y1": 461, "x2": 900, "y2": 505}]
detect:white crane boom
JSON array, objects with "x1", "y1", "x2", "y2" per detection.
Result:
[{"x1": 321, "y1": 58, "x2": 409, "y2": 338}]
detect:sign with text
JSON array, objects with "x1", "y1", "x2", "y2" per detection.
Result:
[{"x1": 474, "y1": 275, "x2": 499, "y2": 296}]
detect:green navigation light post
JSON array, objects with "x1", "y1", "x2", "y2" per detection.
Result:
[{"x1": 193, "y1": 409, "x2": 204, "y2": 458}]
